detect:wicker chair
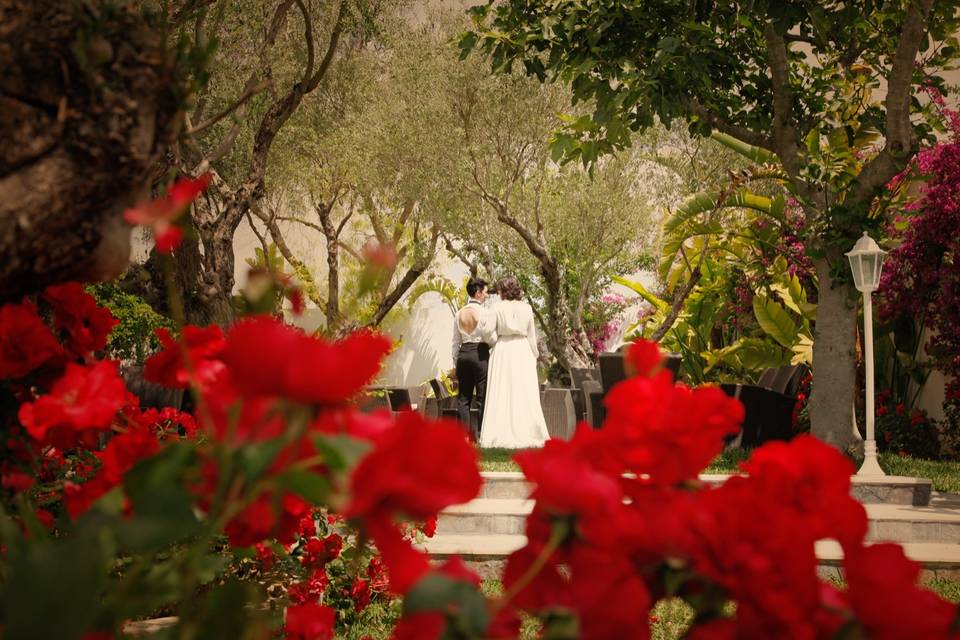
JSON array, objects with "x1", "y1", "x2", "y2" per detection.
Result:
[
  {"x1": 720, "y1": 364, "x2": 809, "y2": 448},
  {"x1": 541, "y1": 388, "x2": 577, "y2": 440},
  {"x1": 585, "y1": 350, "x2": 683, "y2": 427}
]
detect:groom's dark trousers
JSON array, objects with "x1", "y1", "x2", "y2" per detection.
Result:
[{"x1": 456, "y1": 342, "x2": 489, "y2": 439}]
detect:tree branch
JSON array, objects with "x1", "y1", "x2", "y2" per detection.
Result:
[
  {"x1": 851, "y1": 0, "x2": 934, "y2": 204},
  {"x1": 688, "y1": 99, "x2": 775, "y2": 151},
  {"x1": 763, "y1": 23, "x2": 803, "y2": 180}
]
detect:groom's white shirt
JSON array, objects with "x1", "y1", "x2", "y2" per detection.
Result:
[{"x1": 451, "y1": 298, "x2": 488, "y2": 362}]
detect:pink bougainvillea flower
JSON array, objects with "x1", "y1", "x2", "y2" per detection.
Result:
[
  {"x1": 124, "y1": 174, "x2": 210, "y2": 254},
  {"x1": 18, "y1": 361, "x2": 128, "y2": 449},
  {"x1": 42, "y1": 283, "x2": 118, "y2": 357},
  {"x1": 0, "y1": 300, "x2": 64, "y2": 380},
  {"x1": 362, "y1": 239, "x2": 399, "y2": 269}
]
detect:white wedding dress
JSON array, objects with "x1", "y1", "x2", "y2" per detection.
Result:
[{"x1": 479, "y1": 300, "x2": 549, "y2": 448}]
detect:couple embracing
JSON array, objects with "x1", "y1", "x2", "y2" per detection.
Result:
[{"x1": 450, "y1": 277, "x2": 549, "y2": 448}]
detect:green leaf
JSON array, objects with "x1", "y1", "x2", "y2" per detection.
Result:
[
  {"x1": 118, "y1": 442, "x2": 202, "y2": 553},
  {"x1": 611, "y1": 275, "x2": 669, "y2": 314},
  {"x1": 404, "y1": 574, "x2": 489, "y2": 637},
  {"x1": 274, "y1": 470, "x2": 332, "y2": 505},
  {"x1": 710, "y1": 132, "x2": 777, "y2": 164},
  {"x1": 753, "y1": 294, "x2": 799, "y2": 349},
  {"x1": 312, "y1": 434, "x2": 372, "y2": 474}
]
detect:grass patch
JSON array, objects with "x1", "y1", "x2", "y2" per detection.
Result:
[
  {"x1": 479, "y1": 447, "x2": 523, "y2": 472},
  {"x1": 878, "y1": 454, "x2": 960, "y2": 493}
]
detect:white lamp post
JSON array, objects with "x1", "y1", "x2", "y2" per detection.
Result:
[{"x1": 846, "y1": 231, "x2": 887, "y2": 477}]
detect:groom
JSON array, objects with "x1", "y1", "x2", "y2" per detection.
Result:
[{"x1": 451, "y1": 278, "x2": 491, "y2": 439}]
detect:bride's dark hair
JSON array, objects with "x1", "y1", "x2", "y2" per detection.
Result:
[{"x1": 498, "y1": 276, "x2": 523, "y2": 301}]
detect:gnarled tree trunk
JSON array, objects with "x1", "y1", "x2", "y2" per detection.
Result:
[{"x1": 0, "y1": 0, "x2": 180, "y2": 302}]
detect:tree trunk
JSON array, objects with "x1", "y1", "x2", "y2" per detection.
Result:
[
  {"x1": 0, "y1": 0, "x2": 180, "y2": 302},
  {"x1": 809, "y1": 253, "x2": 860, "y2": 453}
]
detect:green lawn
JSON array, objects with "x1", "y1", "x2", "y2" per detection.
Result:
[{"x1": 480, "y1": 447, "x2": 960, "y2": 493}]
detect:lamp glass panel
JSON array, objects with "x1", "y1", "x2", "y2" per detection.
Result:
[{"x1": 860, "y1": 253, "x2": 878, "y2": 289}]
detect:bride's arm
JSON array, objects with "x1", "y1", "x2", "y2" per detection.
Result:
[{"x1": 525, "y1": 306, "x2": 539, "y2": 358}]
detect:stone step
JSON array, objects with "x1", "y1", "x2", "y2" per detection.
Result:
[
  {"x1": 478, "y1": 471, "x2": 932, "y2": 505},
  {"x1": 438, "y1": 495, "x2": 960, "y2": 542},
  {"x1": 421, "y1": 534, "x2": 960, "y2": 580}
]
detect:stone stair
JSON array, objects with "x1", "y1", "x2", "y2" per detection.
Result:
[{"x1": 423, "y1": 472, "x2": 960, "y2": 579}]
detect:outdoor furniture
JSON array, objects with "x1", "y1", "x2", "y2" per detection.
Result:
[
  {"x1": 541, "y1": 388, "x2": 576, "y2": 440},
  {"x1": 429, "y1": 378, "x2": 480, "y2": 437},
  {"x1": 570, "y1": 367, "x2": 599, "y2": 422},
  {"x1": 585, "y1": 350, "x2": 683, "y2": 427},
  {"x1": 359, "y1": 387, "x2": 390, "y2": 413},
  {"x1": 720, "y1": 364, "x2": 809, "y2": 448},
  {"x1": 385, "y1": 387, "x2": 414, "y2": 412}
]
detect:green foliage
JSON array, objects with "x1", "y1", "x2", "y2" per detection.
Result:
[
  {"x1": 407, "y1": 276, "x2": 467, "y2": 317},
  {"x1": 87, "y1": 283, "x2": 174, "y2": 363}
]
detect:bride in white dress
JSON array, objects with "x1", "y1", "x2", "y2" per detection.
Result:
[{"x1": 479, "y1": 277, "x2": 549, "y2": 448}]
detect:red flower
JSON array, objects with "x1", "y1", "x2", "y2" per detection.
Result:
[
  {"x1": 301, "y1": 533, "x2": 343, "y2": 568},
  {"x1": 255, "y1": 542, "x2": 276, "y2": 571},
  {"x1": 2, "y1": 470, "x2": 35, "y2": 493},
  {"x1": 0, "y1": 301, "x2": 64, "y2": 379},
  {"x1": 740, "y1": 435, "x2": 867, "y2": 546},
  {"x1": 284, "y1": 602, "x2": 335, "y2": 640},
  {"x1": 422, "y1": 515, "x2": 437, "y2": 538},
  {"x1": 514, "y1": 429, "x2": 623, "y2": 544},
  {"x1": 624, "y1": 339, "x2": 663, "y2": 377},
  {"x1": 389, "y1": 557, "x2": 482, "y2": 639},
  {"x1": 345, "y1": 412, "x2": 481, "y2": 523},
  {"x1": 845, "y1": 543, "x2": 956, "y2": 640},
  {"x1": 144, "y1": 325, "x2": 226, "y2": 390},
  {"x1": 222, "y1": 317, "x2": 391, "y2": 405},
  {"x1": 603, "y1": 375, "x2": 743, "y2": 485},
  {"x1": 224, "y1": 492, "x2": 311, "y2": 547},
  {"x1": 351, "y1": 578, "x2": 371, "y2": 612},
  {"x1": 124, "y1": 174, "x2": 210, "y2": 255},
  {"x1": 42, "y1": 283, "x2": 118, "y2": 357},
  {"x1": 64, "y1": 425, "x2": 159, "y2": 518},
  {"x1": 19, "y1": 361, "x2": 128, "y2": 448}
]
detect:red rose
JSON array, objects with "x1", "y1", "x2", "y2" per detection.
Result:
[
  {"x1": 351, "y1": 578, "x2": 371, "y2": 613},
  {"x1": 0, "y1": 301, "x2": 64, "y2": 379},
  {"x1": 144, "y1": 325, "x2": 226, "y2": 390},
  {"x1": 301, "y1": 533, "x2": 343, "y2": 568},
  {"x1": 19, "y1": 361, "x2": 127, "y2": 448},
  {"x1": 223, "y1": 492, "x2": 310, "y2": 548},
  {"x1": 42, "y1": 283, "x2": 118, "y2": 357},
  {"x1": 284, "y1": 602, "x2": 335, "y2": 640},
  {"x1": 64, "y1": 425, "x2": 159, "y2": 518},
  {"x1": 624, "y1": 339, "x2": 663, "y2": 377},
  {"x1": 222, "y1": 317, "x2": 391, "y2": 405}
]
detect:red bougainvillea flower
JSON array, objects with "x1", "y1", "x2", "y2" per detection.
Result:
[
  {"x1": 603, "y1": 374, "x2": 743, "y2": 485},
  {"x1": 311, "y1": 408, "x2": 394, "y2": 443},
  {"x1": 144, "y1": 325, "x2": 226, "y2": 390},
  {"x1": 684, "y1": 477, "x2": 824, "y2": 639},
  {"x1": 741, "y1": 435, "x2": 867, "y2": 546},
  {"x1": 624, "y1": 339, "x2": 664, "y2": 377},
  {"x1": 124, "y1": 174, "x2": 210, "y2": 254},
  {"x1": 0, "y1": 300, "x2": 64, "y2": 380},
  {"x1": 222, "y1": 316, "x2": 391, "y2": 405},
  {"x1": 566, "y1": 547, "x2": 652, "y2": 640},
  {"x1": 345, "y1": 412, "x2": 481, "y2": 522},
  {"x1": 514, "y1": 430, "x2": 623, "y2": 544},
  {"x1": 284, "y1": 601, "x2": 335, "y2": 640},
  {"x1": 288, "y1": 568, "x2": 330, "y2": 605},
  {"x1": 844, "y1": 543, "x2": 957, "y2": 640},
  {"x1": 42, "y1": 283, "x2": 118, "y2": 357},
  {"x1": 19, "y1": 361, "x2": 128, "y2": 448},
  {"x1": 64, "y1": 425, "x2": 159, "y2": 518}
]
